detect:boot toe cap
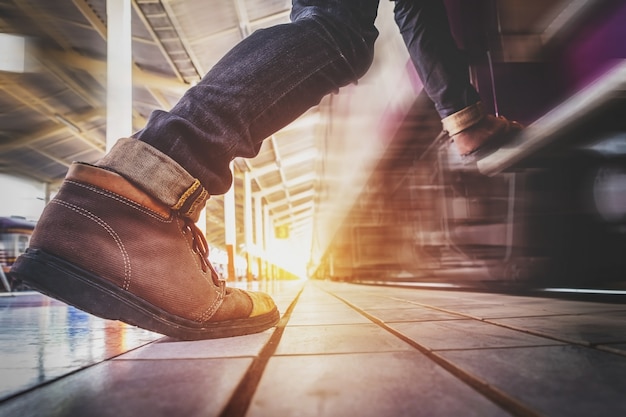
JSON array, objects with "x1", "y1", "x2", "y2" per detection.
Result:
[{"x1": 246, "y1": 290, "x2": 278, "y2": 317}]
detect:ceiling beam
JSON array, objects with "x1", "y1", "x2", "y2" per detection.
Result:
[
  {"x1": 264, "y1": 189, "x2": 315, "y2": 211},
  {"x1": 13, "y1": 0, "x2": 73, "y2": 50},
  {"x1": 0, "y1": 108, "x2": 105, "y2": 152},
  {"x1": 41, "y1": 59, "x2": 103, "y2": 108},
  {"x1": 27, "y1": 145, "x2": 72, "y2": 169},
  {"x1": 43, "y1": 49, "x2": 189, "y2": 93},
  {"x1": 273, "y1": 201, "x2": 314, "y2": 221},
  {"x1": 0, "y1": 83, "x2": 106, "y2": 153},
  {"x1": 248, "y1": 147, "x2": 318, "y2": 178},
  {"x1": 232, "y1": 0, "x2": 252, "y2": 38},
  {"x1": 252, "y1": 172, "x2": 316, "y2": 197},
  {"x1": 133, "y1": 0, "x2": 201, "y2": 83},
  {"x1": 250, "y1": 10, "x2": 291, "y2": 28},
  {"x1": 72, "y1": 0, "x2": 107, "y2": 37},
  {"x1": 273, "y1": 206, "x2": 314, "y2": 227}
]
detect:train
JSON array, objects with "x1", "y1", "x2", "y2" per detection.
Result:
[
  {"x1": 312, "y1": 0, "x2": 626, "y2": 288},
  {"x1": 0, "y1": 216, "x2": 36, "y2": 291}
]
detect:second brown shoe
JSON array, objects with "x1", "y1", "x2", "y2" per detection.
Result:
[
  {"x1": 452, "y1": 114, "x2": 523, "y2": 164},
  {"x1": 11, "y1": 162, "x2": 280, "y2": 340}
]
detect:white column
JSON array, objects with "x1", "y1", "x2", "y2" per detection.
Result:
[
  {"x1": 196, "y1": 207, "x2": 207, "y2": 236},
  {"x1": 106, "y1": 0, "x2": 133, "y2": 151},
  {"x1": 254, "y1": 195, "x2": 264, "y2": 280},
  {"x1": 224, "y1": 165, "x2": 237, "y2": 281},
  {"x1": 263, "y1": 204, "x2": 272, "y2": 279},
  {"x1": 243, "y1": 171, "x2": 253, "y2": 281}
]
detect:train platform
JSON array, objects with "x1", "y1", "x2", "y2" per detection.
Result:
[{"x1": 1, "y1": 279, "x2": 626, "y2": 417}]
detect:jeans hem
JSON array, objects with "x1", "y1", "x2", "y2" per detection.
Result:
[
  {"x1": 441, "y1": 102, "x2": 485, "y2": 136},
  {"x1": 96, "y1": 138, "x2": 209, "y2": 221}
]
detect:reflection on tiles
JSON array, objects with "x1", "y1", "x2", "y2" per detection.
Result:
[
  {"x1": 391, "y1": 319, "x2": 564, "y2": 350},
  {"x1": 251, "y1": 352, "x2": 509, "y2": 417},
  {"x1": 0, "y1": 358, "x2": 253, "y2": 417},
  {"x1": 288, "y1": 306, "x2": 371, "y2": 326},
  {"x1": 275, "y1": 324, "x2": 414, "y2": 355},
  {"x1": 0, "y1": 293, "x2": 161, "y2": 401},
  {"x1": 599, "y1": 343, "x2": 626, "y2": 355},
  {"x1": 118, "y1": 329, "x2": 274, "y2": 360},
  {"x1": 440, "y1": 345, "x2": 626, "y2": 417},
  {"x1": 2, "y1": 280, "x2": 626, "y2": 417},
  {"x1": 491, "y1": 314, "x2": 626, "y2": 345},
  {"x1": 232, "y1": 279, "x2": 305, "y2": 314},
  {"x1": 365, "y1": 306, "x2": 465, "y2": 322}
]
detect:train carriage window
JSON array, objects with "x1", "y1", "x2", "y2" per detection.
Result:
[
  {"x1": 0, "y1": 235, "x2": 10, "y2": 250},
  {"x1": 17, "y1": 235, "x2": 29, "y2": 254}
]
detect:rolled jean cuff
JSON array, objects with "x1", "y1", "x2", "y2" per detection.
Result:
[
  {"x1": 96, "y1": 138, "x2": 210, "y2": 222},
  {"x1": 441, "y1": 102, "x2": 485, "y2": 136}
]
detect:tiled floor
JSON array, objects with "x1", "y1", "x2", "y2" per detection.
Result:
[{"x1": 1, "y1": 280, "x2": 626, "y2": 416}]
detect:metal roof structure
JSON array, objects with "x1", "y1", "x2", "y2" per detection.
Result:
[{"x1": 0, "y1": 0, "x2": 324, "y2": 270}]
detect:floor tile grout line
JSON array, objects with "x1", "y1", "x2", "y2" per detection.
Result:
[
  {"x1": 382, "y1": 295, "x2": 626, "y2": 358},
  {"x1": 0, "y1": 335, "x2": 161, "y2": 405},
  {"x1": 217, "y1": 283, "x2": 305, "y2": 417},
  {"x1": 431, "y1": 343, "x2": 566, "y2": 352},
  {"x1": 597, "y1": 344, "x2": 626, "y2": 356},
  {"x1": 320, "y1": 285, "x2": 544, "y2": 417}
]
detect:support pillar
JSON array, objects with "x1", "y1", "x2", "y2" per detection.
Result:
[
  {"x1": 224, "y1": 166, "x2": 237, "y2": 281},
  {"x1": 254, "y1": 195, "x2": 264, "y2": 280},
  {"x1": 243, "y1": 171, "x2": 253, "y2": 282},
  {"x1": 106, "y1": 0, "x2": 133, "y2": 151},
  {"x1": 44, "y1": 182, "x2": 51, "y2": 205},
  {"x1": 263, "y1": 204, "x2": 272, "y2": 281}
]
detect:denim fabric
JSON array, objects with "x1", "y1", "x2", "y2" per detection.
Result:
[
  {"x1": 441, "y1": 102, "x2": 485, "y2": 135},
  {"x1": 130, "y1": 0, "x2": 380, "y2": 197},
  {"x1": 97, "y1": 138, "x2": 198, "y2": 208},
  {"x1": 97, "y1": 138, "x2": 209, "y2": 221},
  {"x1": 393, "y1": 0, "x2": 481, "y2": 119}
]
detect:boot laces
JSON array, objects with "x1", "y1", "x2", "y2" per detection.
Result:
[{"x1": 182, "y1": 218, "x2": 210, "y2": 273}]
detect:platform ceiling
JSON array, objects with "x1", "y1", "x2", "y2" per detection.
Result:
[{"x1": 0, "y1": 0, "x2": 324, "y2": 257}]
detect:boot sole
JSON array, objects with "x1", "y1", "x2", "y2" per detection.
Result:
[{"x1": 11, "y1": 248, "x2": 280, "y2": 340}]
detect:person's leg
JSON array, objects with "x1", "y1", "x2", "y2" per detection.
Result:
[
  {"x1": 12, "y1": 0, "x2": 380, "y2": 340},
  {"x1": 393, "y1": 0, "x2": 480, "y2": 120},
  {"x1": 103, "y1": 0, "x2": 380, "y2": 201},
  {"x1": 393, "y1": 0, "x2": 520, "y2": 159}
]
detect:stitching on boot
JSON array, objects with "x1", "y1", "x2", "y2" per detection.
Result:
[
  {"x1": 196, "y1": 288, "x2": 224, "y2": 322},
  {"x1": 66, "y1": 180, "x2": 173, "y2": 223},
  {"x1": 51, "y1": 199, "x2": 132, "y2": 291},
  {"x1": 172, "y1": 179, "x2": 210, "y2": 221},
  {"x1": 172, "y1": 179, "x2": 202, "y2": 211},
  {"x1": 182, "y1": 187, "x2": 210, "y2": 219}
]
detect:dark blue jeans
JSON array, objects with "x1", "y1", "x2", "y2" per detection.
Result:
[
  {"x1": 115, "y1": 0, "x2": 479, "y2": 202},
  {"x1": 393, "y1": 0, "x2": 480, "y2": 118},
  {"x1": 131, "y1": 1, "x2": 379, "y2": 196}
]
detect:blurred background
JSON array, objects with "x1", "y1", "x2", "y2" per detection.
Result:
[{"x1": 1, "y1": 0, "x2": 625, "y2": 291}]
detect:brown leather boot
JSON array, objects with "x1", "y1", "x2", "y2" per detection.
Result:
[
  {"x1": 452, "y1": 115, "x2": 523, "y2": 163},
  {"x1": 12, "y1": 162, "x2": 279, "y2": 340}
]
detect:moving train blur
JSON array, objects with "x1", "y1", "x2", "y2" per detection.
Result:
[
  {"x1": 312, "y1": 0, "x2": 626, "y2": 288},
  {"x1": 0, "y1": 0, "x2": 625, "y2": 291}
]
